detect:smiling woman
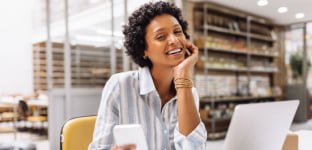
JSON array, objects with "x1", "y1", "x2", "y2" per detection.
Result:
[{"x1": 88, "y1": 1, "x2": 207, "y2": 150}]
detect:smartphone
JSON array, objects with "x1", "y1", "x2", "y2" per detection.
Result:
[
  {"x1": 185, "y1": 48, "x2": 191, "y2": 57},
  {"x1": 113, "y1": 124, "x2": 148, "y2": 150}
]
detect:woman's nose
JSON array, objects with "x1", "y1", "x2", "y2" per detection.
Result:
[{"x1": 168, "y1": 34, "x2": 178, "y2": 45}]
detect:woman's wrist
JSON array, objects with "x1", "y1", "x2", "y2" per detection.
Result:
[
  {"x1": 174, "y1": 78, "x2": 193, "y2": 89},
  {"x1": 174, "y1": 69, "x2": 192, "y2": 79}
]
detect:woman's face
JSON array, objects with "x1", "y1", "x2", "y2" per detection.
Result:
[{"x1": 144, "y1": 14, "x2": 187, "y2": 68}]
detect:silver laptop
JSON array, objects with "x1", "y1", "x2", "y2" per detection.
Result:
[{"x1": 223, "y1": 100, "x2": 299, "y2": 150}]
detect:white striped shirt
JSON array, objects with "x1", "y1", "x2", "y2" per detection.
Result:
[{"x1": 88, "y1": 67, "x2": 207, "y2": 150}]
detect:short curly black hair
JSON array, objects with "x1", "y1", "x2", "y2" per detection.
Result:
[{"x1": 123, "y1": 1, "x2": 189, "y2": 68}]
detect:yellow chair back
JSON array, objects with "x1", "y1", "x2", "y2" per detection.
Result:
[{"x1": 61, "y1": 116, "x2": 96, "y2": 150}]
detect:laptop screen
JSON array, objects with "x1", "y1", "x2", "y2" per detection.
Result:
[{"x1": 223, "y1": 100, "x2": 299, "y2": 150}]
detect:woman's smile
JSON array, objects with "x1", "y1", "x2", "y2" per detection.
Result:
[{"x1": 166, "y1": 48, "x2": 182, "y2": 55}]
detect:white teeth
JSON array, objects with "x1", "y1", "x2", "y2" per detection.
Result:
[{"x1": 167, "y1": 48, "x2": 182, "y2": 55}]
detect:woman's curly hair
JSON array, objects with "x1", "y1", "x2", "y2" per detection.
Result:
[{"x1": 123, "y1": 1, "x2": 189, "y2": 68}]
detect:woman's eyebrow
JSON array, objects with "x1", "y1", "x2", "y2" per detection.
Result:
[
  {"x1": 173, "y1": 24, "x2": 180, "y2": 27},
  {"x1": 153, "y1": 28, "x2": 165, "y2": 33},
  {"x1": 153, "y1": 24, "x2": 181, "y2": 33}
]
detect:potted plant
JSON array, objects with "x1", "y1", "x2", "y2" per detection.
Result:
[{"x1": 290, "y1": 51, "x2": 311, "y2": 83}]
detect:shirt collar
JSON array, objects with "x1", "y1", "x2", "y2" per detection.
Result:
[{"x1": 139, "y1": 67, "x2": 157, "y2": 95}]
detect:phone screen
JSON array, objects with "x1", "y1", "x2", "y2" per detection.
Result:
[
  {"x1": 185, "y1": 48, "x2": 191, "y2": 57},
  {"x1": 113, "y1": 124, "x2": 148, "y2": 150}
]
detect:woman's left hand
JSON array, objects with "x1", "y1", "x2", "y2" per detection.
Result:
[{"x1": 173, "y1": 42, "x2": 198, "y2": 79}]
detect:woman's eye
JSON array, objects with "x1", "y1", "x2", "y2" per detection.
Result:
[
  {"x1": 156, "y1": 35, "x2": 165, "y2": 40},
  {"x1": 174, "y1": 30, "x2": 183, "y2": 34}
]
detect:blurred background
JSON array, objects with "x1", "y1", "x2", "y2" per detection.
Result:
[{"x1": 0, "y1": 0, "x2": 311, "y2": 149}]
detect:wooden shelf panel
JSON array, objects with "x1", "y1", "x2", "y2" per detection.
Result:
[
  {"x1": 33, "y1": 74, "x2": 111, "y2": 80},
  {"x1": 195, "y1": 67, "x2": 278, "y2": 73},
  {"x1": 35, "y1": 77, "x2": 108, "y2": 83},
  {"x1": 34, "y1": 45, "x2": 111, "y2": 52},
  {"x1": 207, "y1": 131, "x2": 227, "y2": 140},
  {"x1": 204, "y1": 25, "x2": 246, "y2": 37},
  {"x1": 199, "y1": 67, "x2": 248, "y2": 72},
  {"x1": 249, "y1": 69, "x2": 278, "y2": 73},
  {"x1": 199, "y1": 47, "x2": 247, "y2": 55},
  {"x1": 33, "y1": 42, "x2": 124, "y2": 92},
  {"x1": 200, "y1": 25, "x2": 274, "y2": 42},
  {"x1": 250, "y1": 52, "x2": 278, "y2": 57},
  {"x1": 205, "y1": 117, "x2": 231, "y2": 122},
  {"x1": 199, "y1": 47, "x2": 278, "y2": 58}
]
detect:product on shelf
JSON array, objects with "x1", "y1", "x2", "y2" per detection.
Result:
[
  {"x1": 249, "y1": 76, "x2": 271, "y2": 97},
  {"x1": 196, "y1": 55, "x2": 247, "y2": 71},
  {"x1": 195, "y1": 33, "x2": 247, "y2": 52},
  {"x1": 238, "y1": 76, "x2": 248, "y2": 96},
  {"x1": 249, "y1": 60, "x2": 278, "y2": 72},
  {"x1": 195, "y1": 74, "x2": 237, "y2": 98}
]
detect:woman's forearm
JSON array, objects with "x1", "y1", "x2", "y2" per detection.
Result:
[{"x1": 176, "y1": 87, "x2": 200, "y2": 135}]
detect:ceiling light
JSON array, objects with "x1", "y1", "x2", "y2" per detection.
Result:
[
  {"x1": 277, "y1": 7, "x2": 288, "y2": 13},
  {"x1": 257, "y1": 0, "x2": 268, "y2": 6},
  {"x1": 295, "y1": 13, "x2": 305, "y2": 19}
]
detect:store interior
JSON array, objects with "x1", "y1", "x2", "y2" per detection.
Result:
[{"x1": 0, "y1": 0, "x2": 311, "y2": 149}]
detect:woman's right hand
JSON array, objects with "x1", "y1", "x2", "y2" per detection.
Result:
[{"x1": 110, "y1": 144, "x2": 136, "y2": 150}]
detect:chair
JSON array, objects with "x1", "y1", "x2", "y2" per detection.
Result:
[{"x1": 60, "y1": 116, "x2": 96, "y2": 150}]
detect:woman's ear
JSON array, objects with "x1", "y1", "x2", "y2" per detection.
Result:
[{"x1": 143, "y1": 50, "x2": 148, "y2": 59}]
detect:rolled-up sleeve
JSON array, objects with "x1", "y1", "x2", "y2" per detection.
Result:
[
  {"x1": 173, "y1": 88, "x2": 207, "y2": 149},
  {"x1": 174, "y1": 121, "x2": 207, "y2": 149}
]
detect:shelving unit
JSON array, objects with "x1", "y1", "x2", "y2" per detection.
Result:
[
  {"x1": 33, "y1": 42, "x2": 124, "y2": 92},
  {"x1": 189, "y1": 2, "x2": 283, "y2": 139}
]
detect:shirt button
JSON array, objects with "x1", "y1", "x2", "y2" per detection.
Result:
[{"x1": 164, "y1": 130, "x2": 167, "y2": 134}]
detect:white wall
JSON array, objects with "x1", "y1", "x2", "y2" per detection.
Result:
[
  {"x1": 49, "y1": 88, "x2": 102, "y2": 150},
  {"x1": 0, "y1": 0, "x2": 33, "y2": 95}
]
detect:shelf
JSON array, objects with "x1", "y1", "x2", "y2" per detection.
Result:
[
  {"x1": 199, "y1": 47, "x2": 278, "y2": 58},
  {"x1": 196, "y1": 67, "x2": 277, "y2": 73},
  {"x1": 250, "y1": 52, "x2": 278, "y2": 58},
  {"x1": 205, "y1": 117, "x2": 231, "y2": 122},
  {"x1": 200, "y1": 47, "x2": 247, "y2": 55},
  {"x1": 204, "y1": 25, "x2": 246, "y2": 37},
  {"x1": 205, "y1": 67, "x2": 248, "y2": 72},
  {"x1": 202, "y1": 25, "x2": 274, "y2": 42},
  {"x1": 250, "y1": 33, "x2": 274, "y2": 42},
  {"x1": 200, "y1": 96, "x2": 278, "y2": 103},
  {"x1": 207, "y1": 131, "x2": 227, "y2": 140},
  {"x1": 249, "y1": 69, "x2": 278, "y2": 73}
]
